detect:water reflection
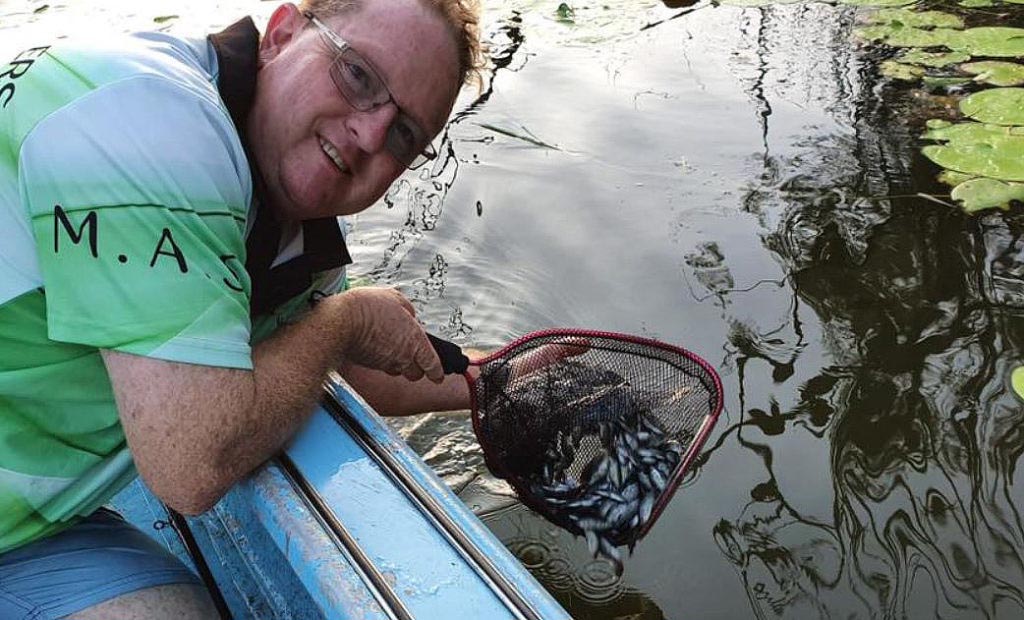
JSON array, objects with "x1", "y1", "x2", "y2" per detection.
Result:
[
  {"x1": 495, "y1": 508, "x2": 668, "y2": 620},
  {"x1": 710, "y1": 43, "x2": 1024, "y2": 615}
]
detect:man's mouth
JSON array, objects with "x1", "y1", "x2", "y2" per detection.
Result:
[{"x1": 318, "y1": 136, "x2": 349, "y2": 174}]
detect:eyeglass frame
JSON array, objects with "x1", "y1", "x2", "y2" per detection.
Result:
[{"x1": 303, "y1": 10, "x2": 438, "y2": 170}]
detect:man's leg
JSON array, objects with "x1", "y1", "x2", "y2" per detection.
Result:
[
  {"x1": 0, "y1": 508, "x2": 217, "y2": 620},
  {"x1": 68, "y1": 584, "x2": 217, "y2": 619}
]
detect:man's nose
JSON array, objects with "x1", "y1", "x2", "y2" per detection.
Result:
[{"x1": 348, "y1": 103, "x2": 398, "y2": 155}]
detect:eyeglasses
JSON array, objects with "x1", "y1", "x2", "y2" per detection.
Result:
[{"x1": 304, "y1": 11, "x2": 437, "y2": 170}]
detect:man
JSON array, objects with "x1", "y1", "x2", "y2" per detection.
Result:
[{"x1": 0, "y1": 0, "x2": 484, "y2": 617}]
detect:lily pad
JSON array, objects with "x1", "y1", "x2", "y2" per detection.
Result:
[
  {"x1": 950, "y1": 177, "x2": 1024, "y2": 211},
  {"x1": 961, "y1": 61, "x2": 1024, "y2": 86},
  {"x1": 840, "y1": 0, "x2": 917, "y2": 6},
  {"x1": 899, "y1": 50, "x2": 971, "y2": 67},
  {"x1": 938, "y1": 169, "x2": 976, "y2": 185},
  {"x1": 1014, "y1": 367, "x2": 1024, "y2": 400},
  {"x1": 923, "y1": 120, "x2": 1024, "y2": 141},
  {"x1": 923, "y1": 122, "x2": 1024, "y2": 181},
  {"x1": 959, "y1": 0, "x2": 995, "y2": 6},
  {"x1": 855, "y1": 25, "x2": 960, "y2": 48},
  {"x1": 960, "y1": 88, "x2": 1024, "y2": 125},
  {"x1": 881, "y1": 60, "x2": 926, "y2": 80},
  {"x1": 948, "y1": 27, "x2": 1024, "y2": 57},
  {"x1": 721, "y1": 0, "x2": 803, "y2": 6},
  {"x1": 922, "y1": 76, "x2": 973, "y2": 89},
  {"x1": 861, "y1": 25, "x2": 1024, "y2": 56},
  {"x1": 865, "y1": 9, "x2": 964, "y2": 29}
]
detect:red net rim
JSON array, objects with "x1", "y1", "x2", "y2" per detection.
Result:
[{"x1": 464, "y1": 328, "x2": 725, "y2": 544}]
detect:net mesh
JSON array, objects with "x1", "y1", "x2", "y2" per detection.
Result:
[{"x1": 473, "y1": 333, "x2": 720, "y2": 547}]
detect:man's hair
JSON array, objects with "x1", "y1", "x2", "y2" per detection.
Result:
[{"x1": 297, "y1": 0, "x2": 485, "y2": 87}]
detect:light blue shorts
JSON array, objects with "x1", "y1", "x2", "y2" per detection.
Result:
[{"x1": 0, "y1": 508, "x2": 202, "y2": 620}]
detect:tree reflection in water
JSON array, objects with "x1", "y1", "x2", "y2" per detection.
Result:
[{"x1": 712, "y1": 33, "x2": 1024, "y2": 615}]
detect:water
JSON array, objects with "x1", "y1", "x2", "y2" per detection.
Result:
[{"x1": 4, "y1": 0, "x2": 1024, "y2": 617}]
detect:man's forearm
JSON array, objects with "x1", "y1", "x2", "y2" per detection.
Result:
[{"x1": 106, "y1": 295, "x2": 362, "y2": 514}]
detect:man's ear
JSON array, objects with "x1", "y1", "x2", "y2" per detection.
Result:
[{"x1": 259, "y1": 3, "x2": 304, "y2": 66}]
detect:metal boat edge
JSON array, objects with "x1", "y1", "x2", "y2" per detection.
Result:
[{"x1": 111, "y1": 377, "x2": 572, "y2": 620}]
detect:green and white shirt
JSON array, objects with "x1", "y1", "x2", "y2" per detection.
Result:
[{"x1": 0, "y1": 18, "x2": 349, "y2": 553}]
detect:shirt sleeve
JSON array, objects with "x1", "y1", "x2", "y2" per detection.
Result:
[{"x1": 18, "y1": 75, "x2": 254, "y2": 369}]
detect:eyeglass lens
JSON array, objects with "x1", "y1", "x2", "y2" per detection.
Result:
[{"x1": 323, "y1": 37, "x2": 434, "y2": 168}]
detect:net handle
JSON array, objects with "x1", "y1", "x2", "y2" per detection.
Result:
[{"x1": 427, "y1": 333, "x2": 471, "y2": 375}]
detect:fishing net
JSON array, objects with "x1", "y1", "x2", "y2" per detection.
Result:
[{"x1": 468, "y1": 331, "x2": 722, "y2": 551}]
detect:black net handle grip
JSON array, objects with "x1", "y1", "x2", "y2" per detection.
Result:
[{"x1": 427, "y1": 333, "x2": 470, "y2": 375}]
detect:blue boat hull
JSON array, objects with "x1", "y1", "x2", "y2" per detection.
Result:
[{"x1": 112, "y1": 377, "x2": 571, "y2": 620}]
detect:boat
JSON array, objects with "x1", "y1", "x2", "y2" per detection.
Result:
[{"x1": 110, "y1": 375, "x2": 572, "y2": 620}]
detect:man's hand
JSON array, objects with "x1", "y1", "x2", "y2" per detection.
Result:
[
  {"x1": 339, "y1": 335, "x2": 590, "y2": 417},
  {"x1": 336, "y1": 287, "x2": 443, "y2": 383},
  {"x1": 506, "y1": 337, "x2": 589, "y2": 379}
]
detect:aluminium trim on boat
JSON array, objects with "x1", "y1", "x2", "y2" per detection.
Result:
[
  {"x1": 276, "y1": 454, "x2": 413, "y2": 620},
  {"x1": 317, "y1": 376, "x2": 570, "y2": 620}
]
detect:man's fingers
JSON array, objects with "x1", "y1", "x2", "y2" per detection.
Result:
[
  {"x1": 388, "y1": 288, "x2": 417, "y2": 316},
  {"x1": 402, "y1": 365, "x2": 425, "y2": 382},
  {"x1": 414, "y1": 336, "x2": 445, "y2": 383},
  {"x1": 512, "y1": 338, "x2": 591, "y2": 376}
]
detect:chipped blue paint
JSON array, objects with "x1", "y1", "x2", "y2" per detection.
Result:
[
  {"x1": 315, "y1": 378, "x2": 572, "y2": 620},
  {"x1": 288, "y1": 410, "x2": 514, "y2": 618}
]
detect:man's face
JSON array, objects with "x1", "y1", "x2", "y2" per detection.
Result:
[{"x1": 248, "y1": 1, "x2": 461, "y2": 220}]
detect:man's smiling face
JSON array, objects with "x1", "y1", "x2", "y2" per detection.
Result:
[{"x1": 248, "y1": 1, "x2": 461, "y2": 220}]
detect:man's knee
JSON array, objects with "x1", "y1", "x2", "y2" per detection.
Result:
[{"x1": 66, "y1": 584, "x2": 219, "y2": 620}]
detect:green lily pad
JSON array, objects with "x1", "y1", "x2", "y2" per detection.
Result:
[
  {"x1": 950, "y1": 177, "x2": 1024, "y2": 211},
  {"x1": 922, "y1": 76, "x2": 973, "y2": 89},
  {"x1": 948, "y1": 27, "x2": 1024, "y2": 57},
  {"x1": 881, "y1": 60, "x2": 926, "y2": 80},
  {"x1": 961, "y1": 61, "x2": 1024, "y2": 86},
  {"x1": 923, "y1": 120, "x2": 1024, "y2": 141},
  {"x1": 1013, "y1": 367, "x2": 1024, "y2": 400},
  {"x1": 961, "y1": 88, "x2": 1024, "y2": 125},
  {"x1": 899, "y1": 50, "x2": 971, "y2": 67},
  {"x1": 720, "y1": 0, "x2": 804, "y2": 6},
  {"x1": 923, "y1": 122, "x2": 1024, "y2": 181},
  {"x1": 855, "y1": 25, "x2": 960, "y2": 48},
  {"x1": 840, "y1": 0, "x2": 917, "y2": 6},
  {"x1": 862, "y1": 25, "x2": 1024, "y2": 56},
  {"x1": 865, "y1": 9, "x2": 964, "y2": 29},
  {"x1": 938, "y1": 169, "x2": 976, "y2": 186},
  {"x1": 960, "y1": 0, "x2": 995, "y2": 6}
]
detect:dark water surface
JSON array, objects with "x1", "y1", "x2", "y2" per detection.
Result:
[
  {"x1": 4, "y1": 0, "x2": 1024, "y2": 617},
  {"x1": 377, "y1": 2, "x2": 1024, "y2": 618}
]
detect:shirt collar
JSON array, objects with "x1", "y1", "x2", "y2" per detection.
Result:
[{"x1": 209, "y1": 17, "x2": 352, "y2": 317}]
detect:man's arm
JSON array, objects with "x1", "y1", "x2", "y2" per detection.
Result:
[{"x1": 103, "y1": 288, "x2": 441, "y2": 516}]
